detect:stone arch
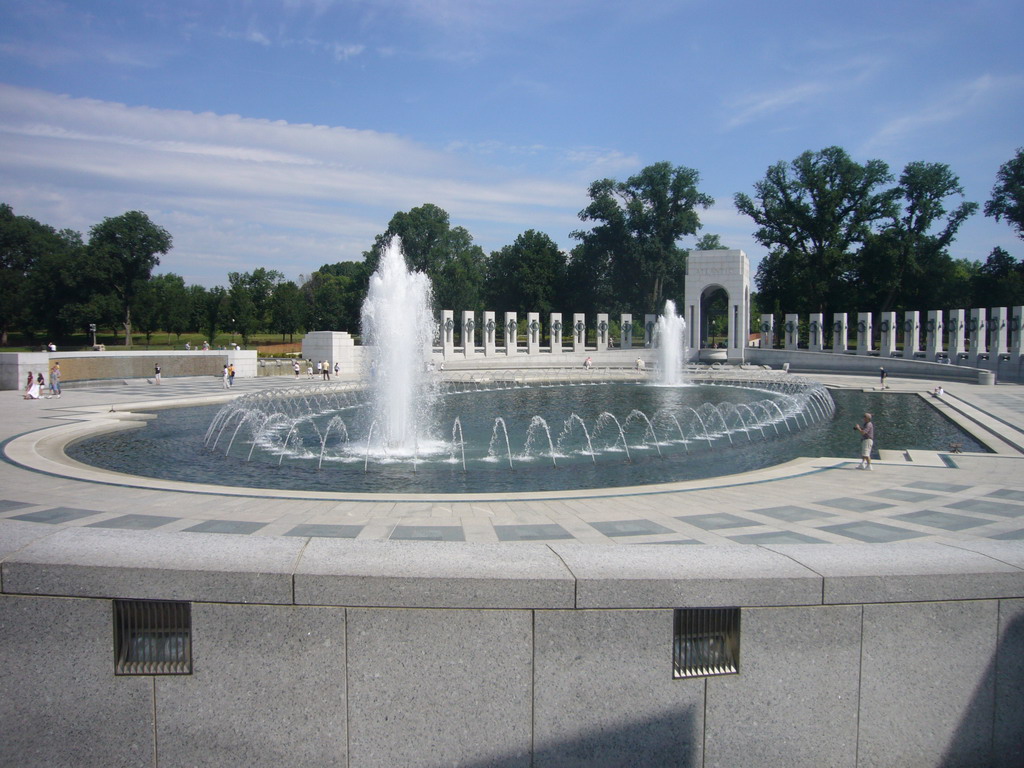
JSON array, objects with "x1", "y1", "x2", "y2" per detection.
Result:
[{"x1": 682, "y1": 250, "x2": 750, "y2": 363}]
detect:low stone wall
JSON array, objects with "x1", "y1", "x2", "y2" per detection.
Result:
[
  {"x1": 743, "y1": 347, "x2": 997, "y2": 383},
  {"x1": 0, "y1": 350, "x2": 258, "y2": 390},
  {"x1": 1, "y1": 526, "x2": 1021, "y2": 767}
]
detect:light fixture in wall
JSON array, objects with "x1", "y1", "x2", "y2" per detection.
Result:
[
  {"x1": 113, "y1": 599, "x2": 192, "y2": 675},
  {"x1": 673, "y1": 607, "x2": 740, "y2": 679}
]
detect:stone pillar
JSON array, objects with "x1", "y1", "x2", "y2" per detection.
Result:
[
  {"x1": 595, "y1": 314, "x2": 609, "y2": 351},
  {"x1": 857, "y1": 312, "x2": 873, "y2": 355},
  {"x1": 784, "y1": 314, "x2": 799, "y2": 351},
  {"x1": 760, "y1": 314, "x2": 774, "y2": 349},
  {"x1": 504, "y1": 312, "x2": 518, "y2": 356},
  {"x1": 903, "y1": 311, "x2": 920, "y2": 357},
  {"x1": 948, "y1": 309, "x2": 966, "y2": 359},
  {"x1": 1012, "y1": 307, "x2": 1024, "y2": 358},
  {"x1": 880, "y1": 312, "x2": 897, "y2": 357},
  {"x1": 482, "y1": 312, "x2": 496, "y2": 356},
  {"x1": 572, "y1": 313, "x2": 586, "y2": 354},
  {"x1": 462, "y1": 311, "x2": 476, "y2": 358},
  {"x1": 969, "y1": 308, "x2": 987, "y2": 358},
  {"x1": 808, "y1": 313, "x2": 824, "y2": 352},
  {"x1": 644, "y1": 314, "x2": 657, "y2": 348},
  {"x1": 832, "y1": 313, "x2": 847, "y2": 353},
  {"x1": 441, "y1": 310, "x2": 455, "y2": 358},
  {"x1": 549, "y1": 313, "x2": 563, "y2": 355},
  {"x1": 990, "y1": 307, "x2": 1009, "y2": 356},
  {"x1": 620, "y1": 314, "x2": 633, "y2": 350},
  {"x1": 925, "y1": 311, "x2": 944, "y2": 359},
  {"x1": 526, "y1": 312, "x2": 540, "y2": 355}
]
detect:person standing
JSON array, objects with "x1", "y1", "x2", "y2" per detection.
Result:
[
  {"x1": 228, "y1": 364, "x2": 235, "y2": 387},
  {"x1": 879, "y1": 367, "x2": 887, "y2": 388},
  {"x1": 222, "y1": 365, "x2": 230, "y2": 389},
  {"x1": 50, "y1": 362, "x2": 61, "y2": 398},
  {"x1": 854, "y1": 412, "x2": 874, "y2": 470},
  {"x1": 154, "y1": 363, "x2": 161, "y2": 385},
  {"x1": 322, "y1": 361, "x2": 330, "y2": 381},
  {"x1": 24, "y1": 372, "x2": 40, "y2": 400},
  {"x1": 293, "y1": 360, "x2": 300, "y2": 378}
]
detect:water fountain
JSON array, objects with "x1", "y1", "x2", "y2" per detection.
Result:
[
  {"x1": 74, "y1": 241, "x2": 972, "y2": 493},
  {"x1": 360, "y1": 237, "x2": 436, "y2": 454},
  {"x1": 186, "y1": 251, "x2": 841, "y2": 492},
  {"x1": 654, "y1": 299, "x2": 687, "y2": 385}
]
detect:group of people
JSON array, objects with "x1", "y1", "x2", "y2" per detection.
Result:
[
  {"x1": 292, "y1": 360, "x2": 339, "y2": 379},
  {"x1": 183, "y1": 340, "x2": 211, "y2": 351},
  {"x1": 23, "y1": 363, "x2": 61, "y2": 400},
  {"x1": 221, "y1": 364, "x2": 236, "y2": 388}
]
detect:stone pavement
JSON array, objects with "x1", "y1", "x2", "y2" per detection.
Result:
[{"x1": 3, "y1": 371, "x2": 1024, "y2": 546}]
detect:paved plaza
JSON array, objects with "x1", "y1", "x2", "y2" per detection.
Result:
[{"x1": 3, "y1": 371, "x2": 1024, "y2": 546}]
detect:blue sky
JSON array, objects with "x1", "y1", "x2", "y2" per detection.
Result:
[{"x1": 1, "y1": 0, "x2": 1021, "y2": 289}]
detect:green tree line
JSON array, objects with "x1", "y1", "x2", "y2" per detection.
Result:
[{"x1": 2, "y1": 147, "x2": 1022, "y2": 348}]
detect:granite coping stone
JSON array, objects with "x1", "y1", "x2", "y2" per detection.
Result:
[
  {"x1": 1, "y1": 526, "x2": 302, "y2": 604},
  {"x1": 294, "y1": 539, "x2": 575, "y2": 608},
  {"x1": 950, "y1": 539, "x2": 1024, "y2": 569},
  {"x1": 0, "y1": 520, "x2": 59, "y2": 563},
  {"x1": 765, "y1": 542, "x2": 1024, "y2": 604},
  {"x1": 548, "y1": 542, "x2": 823, "y2": 608}
]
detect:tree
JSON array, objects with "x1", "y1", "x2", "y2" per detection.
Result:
[
  {"x1": 87, "y1": 211, "x2": 172, "y2": 347},
  {"x1": 302, "y1": 261, "x2": 370, "y2": 333},
  {"x1": 270, "y1": 280, "x2": 306, "y2": 341},
  {"x1": 304, "y1": 271, "x2": 350, "y2": 332},
  {"x1": 572, "y1": 162, "x2": 714, "y2": 313},
  {"x1": 227, "y1": 274, "x2": 258, "y2": 346},
  {"x1": 856, "y1": 161, "x2": 977, "y2": 310},
  {"x1": 693, "y1": 233, "x2": 728, "y2": 250},
  {"x1": 204, "y1": 286, "x2": 227, "y2": 345},
  {"x1": 186, "y1": 285, "x2": 210, "y2": 336},
  {"x1": 0, "y1": 204, "x2": 80, "y2": 345},
  {"x1": 226, "y1": 267, "x2": 284, "y2": 332},
  {"x1": 735, "y1": 146, "x2": 898, "y2": 315},
  {"x1": 985, "y1": 147, "x2": 1024, "y2": 239},
  {"x1": 132, "y1": 279, "x2": 161, "y2": 345},
  {"x1": 484, "y1": 230, "x2": 567, "y2": 315},
  {"x1": 365, "y1": 204, "x2": 486, "y2": 311},
  {"x1": 24, "y1": 226, "x2": 91, "y2": 343},
  {"x1": 150, "y1": 273, "x2": 191, "y2": 343},
  {"x1": 972, "y1": 247, "x2": 1024, "y2": 307}
]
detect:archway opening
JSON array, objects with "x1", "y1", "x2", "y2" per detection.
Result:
[{"x1": 700, "y1": 286, "x2": 729, "y2": 349}]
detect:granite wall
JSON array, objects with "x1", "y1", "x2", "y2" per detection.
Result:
[
  {"x1": 1, "y1": 524, "x2": 1022, "y2": 767},
  {"x1": 0, "y1": 350, "x2": 258, "y2": 390}
]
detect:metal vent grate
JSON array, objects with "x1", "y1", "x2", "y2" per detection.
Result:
[
  {"x1": 114, "y1": 599, "x2": 192, "y2": 675},
  {"x1": 673, "y1": 607, "x2": 740, "y2": 679}
]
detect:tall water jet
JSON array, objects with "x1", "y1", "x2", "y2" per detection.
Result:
[
  {"x1": 655, "y1": 299, "x2": 687, "y2": 385},
  {"x1": 360, "y1": 237, "x2": 436, "y2": 452}
]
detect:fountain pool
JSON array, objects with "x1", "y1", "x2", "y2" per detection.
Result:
[{"x1": 64, "y1": 378, "x2": 986, "y2": 495}]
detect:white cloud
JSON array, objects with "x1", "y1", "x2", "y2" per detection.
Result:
[
  {"x1": 724, "y1": 82, "x2": 828, "y2": 130},
  {"x1": 863, "y1": 74, "x2": 1024, "y2": 153},
  {"x1": 0, "y1": 83, "x2": 586, "y2": 284}
]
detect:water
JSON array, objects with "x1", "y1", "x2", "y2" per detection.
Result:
[
  {"x1": 655, "y1": 299, "x2": 687, "y2": 385},
  {"x1": 67, "y1": 385, "x2": 987, "y2": 495},
  {"x1": 360, "y1": 237, "x2": 436, "y2": 453}
]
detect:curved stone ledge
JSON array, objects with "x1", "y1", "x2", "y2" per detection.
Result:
[{"x1": 4, "y1": 520, "x2": 1023, "y2": 609}]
